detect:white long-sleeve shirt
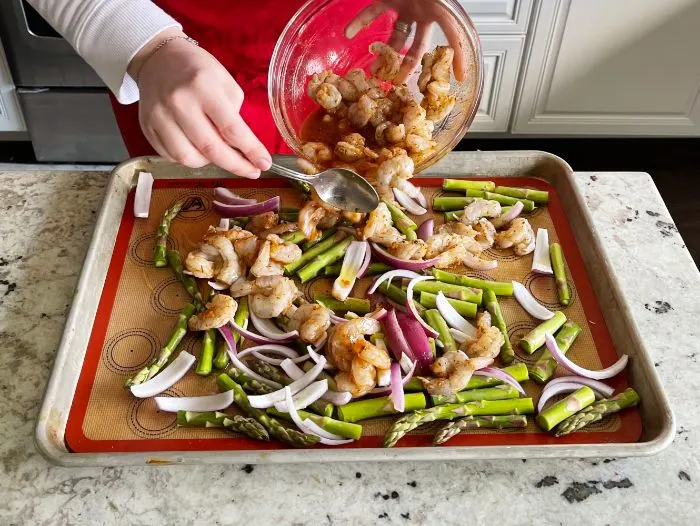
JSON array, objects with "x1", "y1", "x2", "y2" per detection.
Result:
[{"x1": 26, "y1": 0, "x2": 180, "y2": 104}]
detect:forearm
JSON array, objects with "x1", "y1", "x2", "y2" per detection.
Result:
[{"x1": 26, "y1": 0, "x2": 182, "y2": 103}]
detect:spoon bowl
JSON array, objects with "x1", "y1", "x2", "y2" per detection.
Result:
[{"x1": 269, "y1": 162, "x2": 379, "y2": 213}]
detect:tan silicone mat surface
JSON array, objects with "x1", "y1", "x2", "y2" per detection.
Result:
[{"x1": 67, "y1": 177, "x2": 638, "y2": 451}]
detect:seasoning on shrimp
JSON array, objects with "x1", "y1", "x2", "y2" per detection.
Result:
[{"x1": 188, "y1": 294, "x2": 237, "y2": 331}]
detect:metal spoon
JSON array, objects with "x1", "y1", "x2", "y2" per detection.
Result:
[{"x1": 268, "y1": 162, "x2": 379, "y2": 213}]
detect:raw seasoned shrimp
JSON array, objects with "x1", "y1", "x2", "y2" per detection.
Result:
[
  {"x1": 344, "y1": 68, "x2": 372, "y2": 94},
  {"x1": 419, "y1": 350, "x2": 492, "y2": 396},
  {"x1": 234, "y1": 275, "x2": 298, "y2": 319},
  {"x1": 417, "y1": 50, "x2": 435, "y2": 93},
  {"x1": 288, "y1": 303, "x2": 331, "y2": 344},
  {"x1": 375, "y1": 121, "x2": 406, "y2": 146},
  {"x1": 347, "y1": 94, "x2": 377, "y2": 128},
  {"x1": 327, "y1": 315, "x2": 382, "y2": 369},
  {"x1": 425, "y1": 233, "x2": 496, "y2": 269},
  {"x1": 301, "y1": 142, "x2": 333, "y2": 165},
  {"x1": 204, "y1": 233, "x2": 245, "y2": 285},
  {"x1": 184, "y1": 243, "x2": 221, "y2": 278},
  {"x1": 369, "y1": 97, "x2": 394, "y2": 128},
  {"x1": 473, "y1": 218, "x2": 496, "y2": 250},
  {"x1": 437, "y1": 221, "x2": 477, "y2": 237},
  {"x1": 418, "y1": 46, "x2": 454, "y2": 91},
  {"x1": 307, "y1": 71, "x2": 339, "y2": 98},
  {"x1": 495, "y1": 218, "x2": 535, "y2": 256},
  {"x1": 250, "y1": 234, "x2": 302, "y2": 277},
  {"x1": 334, "y1": 132, "x2": 378, "y2": 162},
  {"x1": 405, "y1": 133, "x2": 436, "y2": 155},
  {"x1": 410, "y1": 118, "x2": 434, "y2": 139},
  {"x1": 461, "y1": 199, "x2": 502, "y2": 225},
  {"x1": 462, "y1": 311, "x2": 504, "y2": 360},
  {"x1": 188, "y1": 294, "x2": 237, "y2": 331},
  {"x1": 376, "y1": 152, "x2": 415, "y2": 203},
  {"x1": 349, "y1": 357, "x2": 377, "y2": 397},
  {"x1": 299, "y1": 200, "x2": 341, "y2": 241},
  {"x1": 361, "y1": 202, "x2": 404, "y2": 246},
  {"x1": 402, "y1": 100, "x2": 427, "y2": 134},
  {"x1": 316, "y1": 83, "x2": 342, "y2": 111},
  {"x1": 296, "y1": 158, "x2": 321, "y2": 175},
  {"x1": 268, "y1": 234, "x2": 302, "y2": 263},
  {"x1": 336, "y1": 77, "x2": 360, "y2": 102},
  {"x1": 421, "y1": 89, "x2": 456, "y2": 122},
  {"x1": 376, "y1": 146, "x2": 409, "y2": 164},
  {"x1": 369, "y1": 42, "x2": 401, "y2": 82},
  {"x1": 389, "y1": 239, "x2": 427, "y2": 260}
]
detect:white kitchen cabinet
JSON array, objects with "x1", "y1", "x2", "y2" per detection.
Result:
[
  {"x1": 461, "y1": 0, "x2": 534, "y2": 34},
  {"x1": 470, "y1": 35, "x2": 525, "y2": 132},
  {"x1": 512, "y1": 0, "x2": 700, "y2": 136},
  {"x1": 0, "y1": 36, "x2": 25, "y2": 134}
]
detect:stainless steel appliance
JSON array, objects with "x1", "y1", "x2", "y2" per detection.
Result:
[{"x1": 0, "y1": 1, "x2": 128, "y2": 162}]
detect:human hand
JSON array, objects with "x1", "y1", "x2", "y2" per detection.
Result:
[
  {"x1": 128, "y1": 29, "x2": 271, "y2": 178},
  {"x1": 345, "y1": 0, "x2": 468, "y2": 84}
]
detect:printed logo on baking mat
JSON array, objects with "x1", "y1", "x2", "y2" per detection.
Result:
[
  {"x1": 300, "y1": 276, "x2": 334, "y2": 304},
  {"x1": 484, "y1": 247, "x2": 521, "y2": 262},
  {"x1": 507, "y1": 321, "x2": 539, "y2": 365},
  {"x1": 238, "y1": 189, "x2": 277, "y2": 202},
  {"x1": 103, "y1": 329, "x2": 159, "y2": 374},
  {"x1": 170, "y1": 191, "x2": 211, "y2": 222},
  {"x1": 129, "y1": 232, "x2": 178, "y2": 267},
  {"x1": 523, "y1": 273, "x2": 577, "y2": 310},
  {"x1": 150, "y1": 277, "x2": 189, "y2": 316},
  {"x1": 128, "y1": 388, "x2": 182, "y2": 439}
]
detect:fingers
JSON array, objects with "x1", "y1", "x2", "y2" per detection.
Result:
[
  {"x1": 437, "y1": 16, "x2": 467, "y2": 81},
  {"x1": 388, "y1": 22, "x2": 411, "y2": 52},
  {"x1": 345, "y1": 2, "x2": 388, "y2": 38},
  {"x1": 394, "y1": 22, "x2": 434, "y2": 84},
  {"x1": 148, "y1": 112, "x2": 209, "y2": 168}
]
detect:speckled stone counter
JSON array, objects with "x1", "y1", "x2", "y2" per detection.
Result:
[{"x1": 0, "y1": 165, "x2": 697, "y2": 525}]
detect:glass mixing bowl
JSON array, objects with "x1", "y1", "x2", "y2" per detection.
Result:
[{"x1": 269, "y1": 0, "x2": 483, "y2": 173}]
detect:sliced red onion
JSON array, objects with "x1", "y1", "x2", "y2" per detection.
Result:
[
  {"x1": 327, "y1": 310, "x2": 347, "y2": 325},
  {"x1": 214, "y1": 187, "x2": 257, "y2": 205},
  {"x1": 393, "y1": 188, "x2": 427, "y2": 215},
  {"x1": 406, "y1": 276, "x2": 439, "y2": 337},
  {"x1": 333, "y1": 241, "x2": 369, "y2": 301},
  {"x1": 382, "y1": 309, "x2": 414, "y2": 362},
  {"x1": 435, "y1": 291, "x2": 478, "y2": 337},
  {"x1": 302, "y1": 419, "x2": 353, "y2": 444},
  {"x1": 397, "y1": 313, "x2": 434, "y2": 372},
  {"x1": 234, "y1": 344, "x2": 306, "y2": 366},
  {"x1": 213, "y1": 196, "x2": 280, "y2": 217},
  {"x1": 155, "y1": 390, "x2": 234, "y2": 412},
  {"x1": 464, "y1": 251, "x2": 498, "y2": 271},
  {"x1": 280, "y1": 359, "x2": 305, "y2": 378},
  {"x1": 512, "y1": 281, "x2": 554, "y2": 320},
  {"x1": 130, "y1": 351, "x2": 195, "y2": 398},
  {"x1": 307, "y1": 346, "x2": 334, "y2": 371},
  {"x1": 217, "y1": 326, "x2": 281, "y2": 389},
  {"x1": 207, "y1": 280, "x2": 229, "y2": 291},
  {"x1": 288, "y1": 353, "x2": 351, "y2": 405},
  {"x1": 417, "y1": 219, "x2": 434, "y2": 241},
  {"x1": 413, "y1": 190, "x2": 428, "y2": 208},
  {"x1": 449, "y1": 328, "x2": 468, "y2": 344},
  {"x1": 357, "y1": 242, "x2": 372, "y2": 278},
  {"x1": 545, "y1": 333, "x2": 629, "y2": 380},
  {"x1": 532, "y1": 228, "x2": 554, "y2": 275},
  {"x1": 133, "y1": 171, "x2": 153, "y2": 218},
  {"x1": 274, "y1": 379, "x2": 329, "y2": 412},
  {"x1": 545, "y1": 376, "x2": 615, "y2": 398},
  {"x1": 284, "y1": 387, "x2": 352, "y2": 445},
  {"x1": 371, "y1": 243, "x2": 438, "y2": 271},
  {"x1": 249, "y1": 310, "x2": 299, "y2": 340},
  {"x1": 369, "y1": 269, "x2": 420, "y2": 295},
  {"x1": 399, "y1": 352, "x2": 414, "y2": 373},
  {"x1": 474, "y1": 366, "x2": 526, "y2": 396},
  {"x1": 387, "y1": 362, "x2": 405, "y2": 412},
  {"x1": 230, "y1": 320, "x2": 297, "y2": 344},
  {"x1": 252, "y1": 351, "x2": 309, "y2": 365},
  {"x1": 537, "y1": 382, "x2": 605, "y2": 413},
  {"x1": 370, "y1": 307, "x2": 388, "y2": 321},
  {"x1": 377, "y1": 367, "x2": 391, "y2": 387},
  {"x1": 247, "y1": 356, "x2": 326, "y2": 408},
  {"x1": 218, "y1": 218, "x2": 231, "y2": 230},
  {"x1": 370, "y1": 359, "x2": 416, "y2": 394},
  {"x1": 491, "y1": 200, "x2": 524, "y2": 229},
  {"x1": 384, "y1": 298, "x2": 407, "y2": 313}
]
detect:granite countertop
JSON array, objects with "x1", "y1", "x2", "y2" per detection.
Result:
[{"x1": 0, "y1": 165, "x2": 697, "y2": 525}]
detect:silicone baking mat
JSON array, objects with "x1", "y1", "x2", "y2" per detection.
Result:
[{"x1": 65, "y1": 176, "x2": 642, "y2": 452}]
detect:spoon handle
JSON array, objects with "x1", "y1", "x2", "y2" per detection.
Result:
[{"x1": 268, "y1": 162, "x2": 316, "y2": 184}]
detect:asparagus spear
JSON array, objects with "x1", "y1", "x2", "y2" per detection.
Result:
[
  {"x1": 405, "y1": 229, "x2": 418, "y2": 241},
  {"x1": 463, "y1": 190, "x2": 536, "y2": 212},
  {"x1": 405, "y1": 363, "x2": 529, "y2": 393},
  {"x1": 285, "y1": 231, "x2": 347, "y2": 275},
  {"x1": 301, "y1": 227, "x2": 337, "y2": 251},
  {"x1": 430, "y1": 384, "x2": 521, "y2": 405},
  {"x1": 554, "y1": 388, "x2": 641, "y2": 436},
  {"x1": 314, "y1": 294, "x2": 371, "y2": 314},
  {"x1": 167, "y1": 249, "x2": 204, "y2": 311},
  {"x1": 195, "y1": 329, "x2": 216, "y2": 376},
  {"x1": 483, "y1": 289, "x2": 513, "y2": 364},
  {"x1": 176, "y1": 410, "x2": 269, "y2": 441},
  {"x1": 536, "y1": 386, "x2": 595, "y2": 432},
  {"x1": 383, "y1": 200, "x2": 418, "y2": 236},
  {"x1": 217, "y1": 373, "x2": 320, "y2": 447},
  {"x1": 444, "y1": 206, "x2": 512, "y2": 222},
  {"x1": 419, "y1": 292, "x2": 477, "y2": 318},
  {"x1": 432, "y1": 269, "x2": 513, "y2": 296},
  {"x1": 289, "y1": 179, "x2": 312, "y2": 196},
  {"x1": 428, "y1": 337, "x2": 437, "y2": 358},
  {"x1": 323, "y1": 262, "x2": 391, "y2": 277},
  {"x1": 383, "y1": 398, "x2": 535, "y2": 447},
  {"x1": 519, "y1": 311, "x2": 567, "y2": 354},
  {"x1": 153, "y1": 201, "x2": 183, "y2": 267},
  {"x1": 281, "y1": 230, "x2": 306, "y2": 244},
  {"x1": 550, "y1": 243, "x2": 571, "y2": 306},
  {"x1": 432, "y1": 196, "x2": 474, "y2": 211},
  {"x1": 279, "y1": 207, "x2": 299, "y2": 222},
  {"x1": 442, "y1": 179, "x2": 495, "y2": 192},
  {"x1": 212, "y1": 336, "x2": 231, "y2": 370},
  {"x1": 530, "y1": 321, "x2": 582, "y2": 383},
  {"x1": 267, "y1": 408, "x2": 362, "y2": 439},
  {"x1": 433, "y1": 414, "x2": 528, "y2": 444},
  {"x1": 424, "y1": 309, "x2": 458, "y2": 353},
  {"x1": 246, "y1": 359, "x2": 293, "y2": 385},
  {"x1": 337, "y1": 393, "x2": 427, "y2": 423},
  {"x1": 413, "y1": 281, "x2": 482, "y2": 305},
  {"x1": 376, "y1": 281, "x2": 425, "y2": 314},
  {"x1": 493, "y1": 186, "x2": 549, "y2": 204},
  {"x1": 125, "y1": 303, "x2": 196, "y2": 386},
  {"x1": 297, "y1": 237, "x2": 353, "y2": 283}
]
